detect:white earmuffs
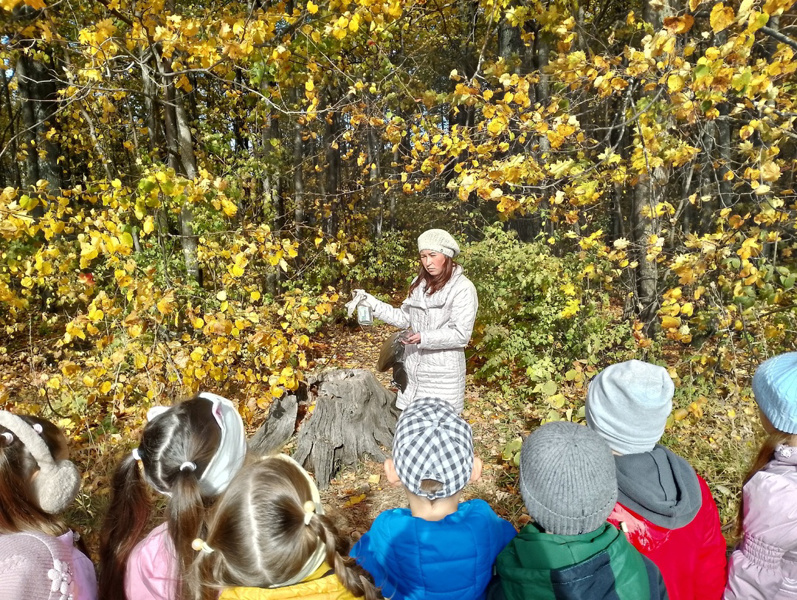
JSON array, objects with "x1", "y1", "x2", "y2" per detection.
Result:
[{"x1": 0, "y1": 412, "x2": 80, "y2": 514}]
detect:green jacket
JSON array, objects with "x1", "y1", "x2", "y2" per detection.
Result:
[{"x1": 492, "y1": 522, "x2": 668, "y2": 600}]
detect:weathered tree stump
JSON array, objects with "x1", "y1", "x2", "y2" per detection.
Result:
[
  {"x1": 293, "y1": 369, "x2": 399, "y2": 488},
  {"x1": 248, "y1": 394, "x2": 298, "y2": 456}
]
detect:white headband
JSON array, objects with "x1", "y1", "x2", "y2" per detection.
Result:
[{"x1": 142, "y1": 392, "x2": 247, "y2": 497}]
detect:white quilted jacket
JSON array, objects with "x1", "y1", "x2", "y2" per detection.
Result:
[{"x1": 365, "y1": 266, "x2": 478, "y2": 413}]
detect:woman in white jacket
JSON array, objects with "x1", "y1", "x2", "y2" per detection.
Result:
[{"x1": 358, "y1": 229, "x2": 478, "y2": 413}]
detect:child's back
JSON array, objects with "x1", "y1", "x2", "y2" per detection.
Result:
[
  {"x1": 350, "y1": 397, "x2": 516, "y2": 600},
  {"x1": 491, "y1": 421, "x2": 668, "y2": 600},
  {"x1": 493, "y1": 520, "x2": 663, "y2": 600},
  {"x1": 353, "y1": 498, "x2": 515, "y2": 600},
  {"x1": 586, "y1": 361, "x2": 726, "y2": 600},
  {"x1": 725, "y1": 353, "x2": 797, "y2": 599}
]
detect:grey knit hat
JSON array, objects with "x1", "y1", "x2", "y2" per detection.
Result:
[
  {"x1": 585, "y1": 360, "x2": 674, "y2": 455},
  {"x1": 753, "y1": 352, "x2": 797, "y2": 434},
  {"x1": 520, "y1": 422, "x2": 617, "y2": 536},
  {"x1": 417, "y1": 229, "x2": 460, "y2": 258},
  {"x1": 392, "y1": 397, "x2": 473, "y2": 500}
]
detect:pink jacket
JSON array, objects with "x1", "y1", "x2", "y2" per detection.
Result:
[
  {"x1": 0, "y1": 530, "x2": 97, "y2": 600},
  {"x1": 126, "y1": 523, "x2": 179, "y2": 600},
  {"x1": 725, "y1": 445, "x2": 797, "y2": 599}
]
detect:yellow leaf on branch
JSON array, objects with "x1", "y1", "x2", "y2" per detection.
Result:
[{"x1": 710, "y1": 3, "x2": 735, "y2": 33}]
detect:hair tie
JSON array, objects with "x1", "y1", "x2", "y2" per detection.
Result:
[
  {"x1": 303, "y1": 500, "x2": 316, "y2": 525},
  {"x1": 0, "y1": 432, "x2": 13, "y2": 444},
  {"x1": 32, "y1": 423, "x2": 43, "y2": 434},
  {"x1": 180, "y1": 461, "x2": 197, "y2": 473},
  {"x1": 132, "y1": 448, "x2": 142, "y2": 462},
  {"x1": 191, "y1": 538, "x2": 214, "y2": 554}
]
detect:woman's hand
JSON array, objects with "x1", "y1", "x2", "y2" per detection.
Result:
[{"x1": 401, "y1": 333, "x2": 421, "y2": 345}]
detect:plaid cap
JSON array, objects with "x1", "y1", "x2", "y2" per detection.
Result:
[{"x1": 392, "y1": 397, "x2": 474, "y2": 500}]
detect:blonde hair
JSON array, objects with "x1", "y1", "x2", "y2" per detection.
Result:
[{"x1": 193, "y1": 456, "x2": 381, "y2": 600}]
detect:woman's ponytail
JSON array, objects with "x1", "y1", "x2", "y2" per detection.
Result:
[{"x1": 98, "y1": 453, "x2": 152, "y2": 600}]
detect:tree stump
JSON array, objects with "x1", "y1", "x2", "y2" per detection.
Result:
[
  {"x1": 293, "y1": 369, "x2": 399, "y2": 488},
  {"x1": 248, "y1": 394, "x2": 298, "y2": 456}
]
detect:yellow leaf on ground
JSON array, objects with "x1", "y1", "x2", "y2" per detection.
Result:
[{"x1": 344, "y1": 493, "x2": 366, "y2": 507}]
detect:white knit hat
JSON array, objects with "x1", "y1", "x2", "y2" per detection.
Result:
[
  {"x1": 585, "y1": 360, "x2": 674, "y2": 455},
  {"x1": 417, "y1": 229, "x2": 460, "y2": 258}
]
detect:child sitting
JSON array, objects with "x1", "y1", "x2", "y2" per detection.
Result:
[
  {"x1": 99, "y1": 392, "x2": 247, "y2": 600},
  {"x1": 351, "y1": 396, "x2": 516, "y2": 600},
  {"x1": 0, "y1": 411, "x2": 97, "y2": 600},
  {"x1": 191, "y1": 453, "x2": 380, "y2": 600},
  {"x1": 491, "y1": 421, "x2": 667, "y2": 600},
  {"x1": 725, "y1": 352, "x2": 797, "y2": 599},
  {"x1": 586, "y1": 360, "x2": 726, "y2": 600}
]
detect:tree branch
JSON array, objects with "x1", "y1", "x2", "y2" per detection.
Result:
[{"x1": 761, "y1": 26, "x2": 797, "y2": 51}]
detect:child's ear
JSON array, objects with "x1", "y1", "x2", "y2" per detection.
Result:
[
  {"x1": 383, "y1": 459, "x2": 402, "y2": 487},
  {"x1": 470, "y1": 457, "x2": 483, "y2": 483}
]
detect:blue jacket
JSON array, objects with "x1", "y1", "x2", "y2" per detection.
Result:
[{"x1": 351, "y1": 499, "x2": 516, "y2": 600}]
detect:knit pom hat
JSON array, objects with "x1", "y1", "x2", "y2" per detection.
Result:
[
  {"x1": 585, "y1": 360, "x2": 674, "y2": 455},
  {"x1": 519, "y1": 422, "x2": 617, "y2": 536},
  {"x1": 753, "y1": 352, "x2": 797, "y2": 434},
  {"x1": 417, "y1": 229, "x2": 460, "y2": 258},
  {"x1": 392, "y1": 397, "x2": 473, "y2": 500}
]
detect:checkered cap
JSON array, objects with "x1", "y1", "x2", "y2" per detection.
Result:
[{"x1": 392, "y1": 397, "x2": 474, "y2": 500}]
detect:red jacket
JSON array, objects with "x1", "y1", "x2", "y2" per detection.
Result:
[{"x1": 607, "y1": 474, "x2": 727, "y2": 600}]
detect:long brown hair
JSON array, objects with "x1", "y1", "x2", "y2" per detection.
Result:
[
  {"x1": 0, "y1": 415, "x2": 69, "y2": 537},
  {"x1": 193, "y1": 456, "x2": 381, "y2": 600},
  {"x1": 98, "y1": 396, "x2": 223, "y2": 600},
  {"x1": 735, "y1": 429, "x2": 797, "y2": 538},
  {"x1": 408, "y1": 255, "x2": 455, "y2": 297}
]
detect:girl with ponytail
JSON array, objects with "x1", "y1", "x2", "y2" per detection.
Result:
[
  {"x1": 98, "y1": 392, "x2": 247, "y2": 600},
  {"x1": 191, "y1": 454, "x2": 381, "y2": 600}
]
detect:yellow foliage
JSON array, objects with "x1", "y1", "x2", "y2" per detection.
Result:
[{"x1": 710, "y1": 3, "x2": 736, "y2": 33}]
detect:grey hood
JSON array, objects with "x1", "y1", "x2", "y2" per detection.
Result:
[{"x1": 614, "y1": 445, "x2": 701, "y2": 529}]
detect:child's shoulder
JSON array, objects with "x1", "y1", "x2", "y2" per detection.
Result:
[{"x1": 0, "y1": 531, "x2": 75, "y2": 598}]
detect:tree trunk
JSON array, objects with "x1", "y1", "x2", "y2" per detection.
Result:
[
  {"x1": 154, "y1": 48, "x2": 201, "y2": 283},
  {"x1": 368, "y1": 125, "x2": 382, "y2": 238},
  {"x1": 0, "y1": 67, "x2": 21, "y2": 188},
  {"x1": 34, "y1": 61, "x2": 62, "y2": 193},
  {"x1": 293, "y1": 119, "x2": 305, "y2": 239},
  {"x1": 633, "y1": 167, "x2": 663, "y2": 332},
  {"x1": 15, "y1": 55, "x2": 40, "y2": 189},
  {"x1": 324, "y1": 93, "x2": 341, "y2": 237},
  {"x1": 293, "y1": 369, "x2": 399, "y2": 489}
]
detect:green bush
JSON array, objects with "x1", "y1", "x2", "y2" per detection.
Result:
[{"x1": 461, "y1": 226, "x2": 631, "y2": 402}]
